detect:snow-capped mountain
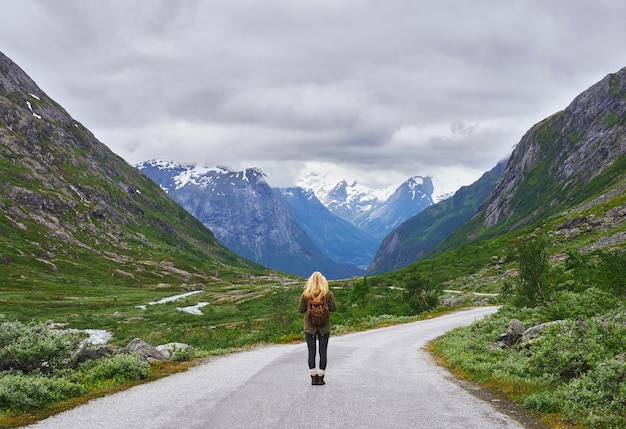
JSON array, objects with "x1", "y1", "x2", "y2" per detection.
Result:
[
  {"x1": 296, "y1": 176, "x2": 395, "y2": 224},
  {"x1": 367, "y1": 161, "x2": 506, "y2": 275},
  {"x1": 354, "y1": 176, "x2": 435, "y2": 239},
  {"x1": 136, "y1": 160, "x2": 437, "y2": 275},
  {"x1": 137, "y1": 159, "x2": 265, "y2": 192},
  {"x1": 298, "y1": 175, "x2": 435, "y2": 240},
  {"x1": 135, "y1": 160, "x2": 365, "y2": 279}
]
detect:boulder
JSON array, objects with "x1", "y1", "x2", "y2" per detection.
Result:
[
  {"x1": 496, "y1": 319, "x2": 525, "y2": 346},
  {"x1": 75, "y1": 344, "x2": 119, "y2": 364},
  {"x1": 156, "y1": 342, "x2": 194, "y2": 360},
  {"x1": 125, "y1": 338, "x2": 168, "y2": 362},
  {"x1": 521, "y1": 320, "x2": 562, "y2": 342}
]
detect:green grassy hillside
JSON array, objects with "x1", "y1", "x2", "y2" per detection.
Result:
[{"x1": 1, "y1": 51, "x2": 279, "y2": 340}]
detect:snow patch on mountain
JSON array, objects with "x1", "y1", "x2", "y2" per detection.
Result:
[
  {"x1": 298, "y1": 174, "x2": 395, "y2": 204},
  {"x1": 137, "y1": 160, "x2": 269, "y2": 192},
  {"x1": 296, "y1": 174, "x2": 397, "y2": 224},
  {"x1": 139, "y1": 159, "x2": 437, "y2": 240}
]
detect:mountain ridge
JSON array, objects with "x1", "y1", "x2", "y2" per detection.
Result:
[
  {"x1": 135, "y1": 160, "x2": 365, "y2": 279},
  {"x1": 430, "y1": 66, "x2": 626, "y2": 256},
  {"x1": 135, "y1": 159, "x2": 438, "y2": 276},
  {"x1": 367, "y1": 160, "x2": 506, "y2": 274},
  {"x1": 0, "y1": 50, "x2": 263, "y2": 300},
  {"x1": 299, "y1": 175, "x2": 435, "y2": 233}
]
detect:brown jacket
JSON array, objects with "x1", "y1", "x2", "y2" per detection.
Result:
[{"x1": 298, "y1": 291, "x2": 337, "y2": 335}]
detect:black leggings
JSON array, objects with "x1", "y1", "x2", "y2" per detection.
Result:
[{"x1": 305, "y1": 330, "x2": 330, "y2": 370}]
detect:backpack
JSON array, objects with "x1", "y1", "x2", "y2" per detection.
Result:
[{"x1": 306, "y1": 295, "x2": 330, "y2": 326}]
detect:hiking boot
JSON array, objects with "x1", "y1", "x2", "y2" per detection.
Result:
[{"x1": 317, "y1": 369, "x2": 326, "y2": 385}]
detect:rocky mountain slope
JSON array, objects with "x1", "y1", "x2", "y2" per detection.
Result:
[
  {"x1": 0, "y1": 51, "x2": 263, "y2": 298},
  {"x1": 135, "y1": 160, "x2": 364, "y2": 279},
  {"x1": 368, "y1": 67, "x2": 626, "y2": 275},
  {"x1": 367, "y1": 161, "x2": 506, "y2": 274},
  {"x1": 433, "y1": 66, "x2": 626, "y2": 255}
]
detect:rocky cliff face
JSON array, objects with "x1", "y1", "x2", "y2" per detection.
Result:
[
  {"x1": 369, "y1": 67, "x2": 626, "y2": 274},
  {"x1": 482, "y1": 67, "x2": 626, "y2": 229}
]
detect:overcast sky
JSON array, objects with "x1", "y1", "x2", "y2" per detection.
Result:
[{"x1": 2, "y1": 0, "x2": 625, "y2": 196}]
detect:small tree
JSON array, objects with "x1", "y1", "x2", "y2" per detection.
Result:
[
  {"x1": 512, "y1": 235, "x2": 551, "y2": 307},
  {"x1": 270, "y1": 288, "x2": 298, "y2": 332},
  {"x1": 350, "y1": 277, "x2": 370, "y2": 302},
  {"x1": 400, "y1": 266, "x2": 441, "y2": 314}
]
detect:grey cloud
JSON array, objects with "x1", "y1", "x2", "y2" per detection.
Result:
[{"x1": 2, "y1": 0, "x2": 626, "y2": 195}]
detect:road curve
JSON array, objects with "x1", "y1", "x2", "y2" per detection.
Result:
[{"x1": 27, "y1": 306, "x2": 525, "y2": 429}]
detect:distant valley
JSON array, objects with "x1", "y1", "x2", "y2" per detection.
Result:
[{"x1": 135, "y1": 160, "x2": 436, "y2": 278}]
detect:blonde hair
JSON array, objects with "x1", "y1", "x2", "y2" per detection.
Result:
[{"x1": 303, "y1": 271, "x2": 329, "y2": 300}]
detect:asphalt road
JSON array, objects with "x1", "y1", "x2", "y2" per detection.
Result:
[{"x1": 27, "y1": 306, "x2": 526, "y2": 429}]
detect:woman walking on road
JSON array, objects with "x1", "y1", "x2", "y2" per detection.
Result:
[{"x1": 298, "y1": 271, "x2": 336, "y2": 385}]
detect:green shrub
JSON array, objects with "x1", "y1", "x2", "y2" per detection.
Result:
[
  {"x1": 170, "y1": 346, "x2": 195, "y2": 362},
  {"x1": 400, "y1": 267, "x2": 441, "y2": 314},
  {"x1": 350, "y1": 277, "x2": 371, "y2": 302},
  {"x1": 74, "y1": 354, "x2": 149, "y2": 385},
  {"x1": 0, "y1": 316, "x2": 84, "y2": 373},
  {"x1": 564, "y1": 249, "x2": 626, "y2": 296},
  {"x1": 268, "y1": 289, "x2": 299, "y2": 332},
  {"x1": 524, "y1": 317, "x2": 626, "y2": 380},
  {"x1": 0, "y1": 372, "x2": 84, "y2": 411},
  {"x1": 564, "y1": 248, "x2": 594, "y2": 286},
  {"x1": 542, "y1": 288, "x2": 620, "y2": 320},
  {"x1": 523, "y1": 390, "x2": 560, "y2": 413},
  {"x1": 594, "y1": 250, "x2": 626, "y2": 296},
  {"x1": 559, "y1": 359, "x2": 626, "y2": 428}
]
